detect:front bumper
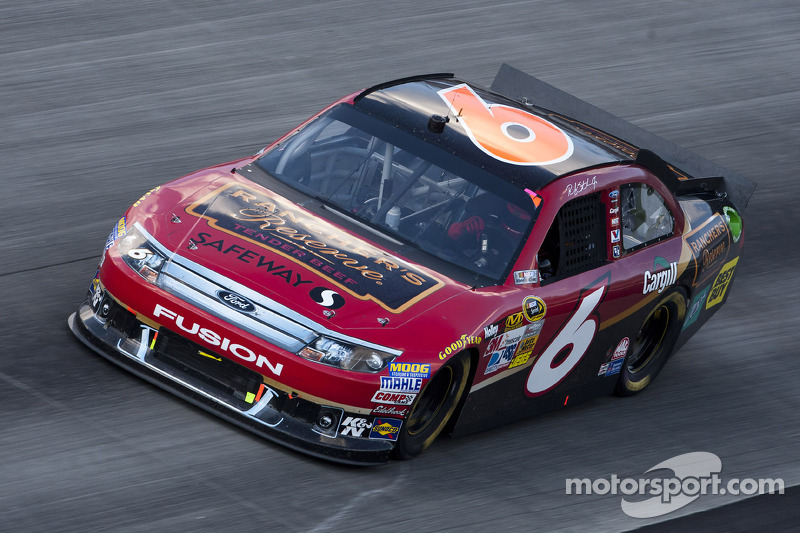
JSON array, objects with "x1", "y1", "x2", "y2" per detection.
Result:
[{"x1": 69, "y1": 295, "x2": 394, "y2": 465}]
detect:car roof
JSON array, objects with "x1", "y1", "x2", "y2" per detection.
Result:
[{"x1": 351, "y1": 74, "x2": 635, "y2": 192}]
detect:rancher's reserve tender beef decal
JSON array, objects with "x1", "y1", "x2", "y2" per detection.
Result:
[{"x1": 186, "y1": 183, "x2": 444, "y2": 313}]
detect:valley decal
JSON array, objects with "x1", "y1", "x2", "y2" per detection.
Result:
[{"x1": 186, "y1": 183, "x2": 444, "y2": 313}]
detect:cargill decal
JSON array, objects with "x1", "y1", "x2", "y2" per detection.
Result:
[
  {"x1": 185, "y1": 183, "x2": 444, "y2": 313},
  {"x1": 643, "y1": 257, "x2": 677, "y2": 295}
]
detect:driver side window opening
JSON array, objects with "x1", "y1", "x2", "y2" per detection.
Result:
[
  {"x1": 539, "y1": 192, "x2": 607, "y2": 284},
  {"x1": 620, "y1": 183, "x2": 674, "y2": 251}
]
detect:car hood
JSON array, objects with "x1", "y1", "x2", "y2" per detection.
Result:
[{"x1": 138, "y1": 167, "x2": 468, "y2": 333}]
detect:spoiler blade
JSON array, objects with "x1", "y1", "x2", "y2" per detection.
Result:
[{"x1": 490, "y1": 64, "x2": 756, "y2": 212}]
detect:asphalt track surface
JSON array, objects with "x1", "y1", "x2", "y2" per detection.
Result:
[{"x1": 1, "y1": 1, "x2": 798, "y2": 531}]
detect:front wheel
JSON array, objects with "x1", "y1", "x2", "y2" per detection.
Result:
[
  {"x1": 394, "y1": 353, "x2": 471, "y2": 459},
  {"x1": 615, "y1": 289, "x2": 686, "y2": 396}
]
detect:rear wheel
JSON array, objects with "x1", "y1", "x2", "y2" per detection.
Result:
[
  {"x1": 615, "y1": 289, "x2": 686, "y2": 396},
  {"x1": 394, "y1": 353, "x2": 471, "y2": 459}
]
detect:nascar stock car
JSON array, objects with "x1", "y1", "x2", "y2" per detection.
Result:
[{"x1": 69, "y1": 64, "x2": 755, "y2": 464}]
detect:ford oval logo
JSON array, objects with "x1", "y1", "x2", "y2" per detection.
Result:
[{"x1": 216, "y1": 290, "x2": 257, "y2": 314}]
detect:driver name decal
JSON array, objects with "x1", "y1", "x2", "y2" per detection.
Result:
[{"x1": 186, "y1": 183, "x2": 443, "y2": 313}]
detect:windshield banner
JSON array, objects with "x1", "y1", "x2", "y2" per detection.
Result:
[{"x1": 186, "y1": 183, "x2": 444, "y2": 313}]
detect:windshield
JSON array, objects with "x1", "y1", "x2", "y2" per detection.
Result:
[{"x1": 254, "y1": 105, "x2": 539, "y2": 282}]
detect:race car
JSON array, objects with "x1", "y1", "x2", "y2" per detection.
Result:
[{"x1": 69, "y1": 64, "x2": 755, "y2": 464}]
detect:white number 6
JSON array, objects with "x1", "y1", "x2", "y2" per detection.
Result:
[{"x1": 526, "y1": 281, "x2": 607, "y2": 396}]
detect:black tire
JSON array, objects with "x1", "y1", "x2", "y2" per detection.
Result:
[
  {"x1": 615, "y1": 289, "x2": 686, "y2": 396},
  {"x1": 394, "y1": 353, "x2": 471, "y2": 460}
]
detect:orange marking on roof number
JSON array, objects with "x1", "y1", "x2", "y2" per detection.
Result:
[{"x1": 438, "y1": 84, "x2": 574, "y2": 166}]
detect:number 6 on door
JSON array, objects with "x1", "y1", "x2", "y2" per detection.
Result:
[{"x1": 526, "y1": 279, "x2": 608, "y2": 396}]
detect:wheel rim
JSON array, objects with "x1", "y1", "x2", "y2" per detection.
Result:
[
  {"x1": 627, "y1": 304, "x2": 671, "y2": 373},
  {"x1": 407, "y1": 366, "x2": 454, "y2": 435}
]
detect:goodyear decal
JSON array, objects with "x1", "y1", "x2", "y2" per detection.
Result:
[
  {"x1": 706, "y1": 257, "x2": 739, "y2": 309},
  {"x1": 186, "y1": 183, "x2": 444, "y2": 313}
]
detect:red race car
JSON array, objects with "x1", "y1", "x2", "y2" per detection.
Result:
[{"x1": 69, "y1": 65, "x2": 754, "y2": 463}]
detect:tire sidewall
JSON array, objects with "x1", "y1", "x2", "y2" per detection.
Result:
[
  {"x1": 394, "y1": 353, "x2": 470, "y2": 459},
  {"x1": 616, "y1": 289, "x2": 686, "y2": 396}
]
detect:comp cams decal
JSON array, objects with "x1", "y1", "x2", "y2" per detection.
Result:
[
  {"x1": 186, "y1": 183, "x2": 444, "y2": 313},
  {"x1": 370, "y1": 390, "x2": 416, "y2": 406},
  {"x1": 437, "y1": 84, "x2": 574, "y2": 166}
]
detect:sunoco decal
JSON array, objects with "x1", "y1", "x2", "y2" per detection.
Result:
[
  {"x1": 186, "y1": 183, "x2": 444, "y2": 313},
  {"x1": 369, "y1": 418, "x2": 402, "y2": 441}
]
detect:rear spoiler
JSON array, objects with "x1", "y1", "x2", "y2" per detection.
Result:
[{"x1": 491, "y1": 64, "x2": 756, "y2": 212}]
